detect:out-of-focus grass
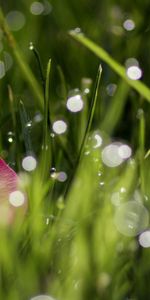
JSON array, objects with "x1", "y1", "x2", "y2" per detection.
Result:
[{"x1": 1, "y1": 1, "x2": 150, "y2": 300}]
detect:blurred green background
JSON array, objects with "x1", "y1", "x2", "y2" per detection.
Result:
[{"x1": 1, "y1": 1, "x2": 150, "y2": 300}]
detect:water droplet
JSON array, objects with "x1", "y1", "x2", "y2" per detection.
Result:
[
  {"x1": 29, "y1": 42, "x2": 34, "y2": 50},
  {"x1": 57, "y1": 171, "x2": 68, "y2": 182},
  {"x1": 106, "y1": 83, "x2": 117, "y2": 96},
  {"x1": 126, "y1": 65, "x2": 142, "y2": 80},
  {"x1": 43, "y1": 0, "x2": 53, "y2": 15},
  {"x1": 118, "y1": 144, "x2": 132, "y2": 159},
  {"x1": 9, "y1": 190, "x2": 25, "y2": 207},
  {"x1": 26, "y1": 121, "x2": 32, "y2": 128},
  {"x1": 22, "y1": 156, "x2": 37, "y2": 172},
  {"x1": 52, "y1": 120, "x2": 67, "y2": 135},
  {"x1": 67, "y1": 94, "x2": 84, "y2": 113},
  {"x1": 93, "y1": 133, "x2": 103, "y2": 149},
  {"x1": 139, "y1": 230, "x2": 150, "y2": 248},
  {"x1": 34, "y1": 112, "x2": 43, "y2": 122},
  {"x1": 6, "y1": 11, "x2": 26, "y2": 31},
  {"x1": 125, "y1": 57, "x2": 139, "y2": 68},
  {"x1": 123, "y1": 19, "x2": 135, "y2": 31},
  {"x1": 81, "y1": 78, "x2": 92, "y2": 94},
  {"x1": 7, "y1": 131, "x2": 15, "y2": 143},
  {"x1": 114, "y1": 201, "x2": 149, "y2": 236},
  {"x1": 111, "y1": 192, "x2": 121, "y2": 206},
  {"x1": 102, "y1": 143, "x2": 123, "y2": 167},
  {"x1": 50, "y1": 133, "x2": 55, "y2": 138},
  {"x1": 69, "y1": 27, "x2": 84, "y2": 36},
  {"x1": 50, "y1": 167, "x2": 56, "y2": 174},
  {"x1": 30, "y1": 2, "x2": 44, "y2": 15},
  {"x1": 120, "y1": 187, "x2": 126, "y2": 193}
]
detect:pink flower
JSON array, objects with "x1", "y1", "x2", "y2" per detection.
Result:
[{"x1": 0, "y1": 158, "x2": 26, "y2": 225}]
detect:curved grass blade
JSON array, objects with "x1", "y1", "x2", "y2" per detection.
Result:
[
  {"x1": 77, "y1": 64, "x2": 102, "y2": 163},
  {"x1": 64, "y1": 65, "x2": 102, "y2": 197},
  {"x1": 19, "y1": 100, "x2": 33, "y2": 153},
  {"x1": 69, "y1": 31, "x2": 150, "y2": 102},
  {"x1": 41, "y1": 59, "x2": 52, "y2": 180}
]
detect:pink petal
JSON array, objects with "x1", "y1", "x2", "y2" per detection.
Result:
[
  {"x1": 0, "y1": 158, "x2": 18, "y2": 199},
  {"x1": 0, "y1": 158, "x2": 26, "y2": 225}
]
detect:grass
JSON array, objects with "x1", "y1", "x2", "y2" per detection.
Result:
[{"x1": 1, "y1": 1, "x2": 150, "y2": 299}]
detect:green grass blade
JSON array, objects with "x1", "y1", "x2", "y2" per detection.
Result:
[
  {"x1": 19, "y1": 100, "x2": 33, "y2": 153},
  {"x1": 69, "y1": 31, "x2": 150, "y2": 102},
  {"x1": 41, "y1": 59, "x2": 52, "y2": 180},
  {"x1": 77, "y1": 64, "x2": 102, "y2": 163},
  {"x1": 0, "y1": 8, "x2": 44, "y2": 110}
]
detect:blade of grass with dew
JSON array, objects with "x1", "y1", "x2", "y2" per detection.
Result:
[
  {"x1": 19, "y1": 100, "x2": 33, "y2": 154},
  {"x1": 40, "y1": 59, "x2": 52, "y2": 180},
  {"x1": 101, "y1": 80, "x2": 130, "y2": 135},
  {"x1": 69, "y1": 31, "x2": 150, "y2": 102},
  {"x1": 0, "y1": 8, "x2": 43, "y2": 110},
  {"x1": 29, "y1": 42, "x2": 45, "y2": 94},
  {"x1": 77, "y1": 64, "x2": 102, "y2": 164},
  {"x1": 64, "y1": 65, "x2": 102, "y2": 196}
]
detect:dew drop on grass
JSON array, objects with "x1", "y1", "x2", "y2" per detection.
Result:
[
  {"x1": 139, "y1": 230, "x2": 150, "y2": 248},
  {"x1": 9, "y1": 190, "x2": 25, "y2": 207},
  {"x1": 106, "y1": 83, "x2": 117, "y2": 96},
  {"x1": 125, "y1": 57, "x2": 139, "y2": 68},
  {"x1": 30, "y1": 2, "x2": 44, "y2": 15},
  {"x1": 118, "y1": 144, "x2": 132, "y2": 159},
  {"x1": 123, "y1": 19, "x2": 135, "y2": 31},
  {"x1": 57, "y1": 171, "x2": 68, "y2": 182},
  {"x1": 29, "y1": 42, "x2": 34, "y2": 50},
  {"x1": 114, "y1": 201, "x2": 149, "y2": 236},
  {"x1": 93, "y1": 133, "x2": 103, "y2": 149},
  {"x1": 102, "y1": 142, "x2": 132, "y2": 167},
  {"x1": 22, "y1": 156, "x2": 37, "y2": 172},
  {"x1": 26, "y1": 121, "x2": 32, "y2": 128},
  {"x1": 34, "y1": 112, "x2": 43, "y2": 123},
  {"x1": 111, "y1": 192, "x2": 121, "y2": 206},
  {"x1": 43, "y1": 0, "x2": 53, "y2": 15},
  {"x1": 7, "y1": 131, "x2": 15, "y2": 143},
  {"x1": 67, "y1": 94, "x2": 84, "y2": 113},
  {"x1": 52, "y1": 120, "x2": 67, "y2": 135},
  {"x1": 6, "y1": 11, "x2": 26, "y2": 31},
  {"x1": 126, "y1": 66, "x2": 142, "y2": 80},
  {"x1": 102, "y1": 143, "x2": 123, "y2": 167},
  {"x1": 69, "y1": 27, "x2": 84, "y2": 36}
]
